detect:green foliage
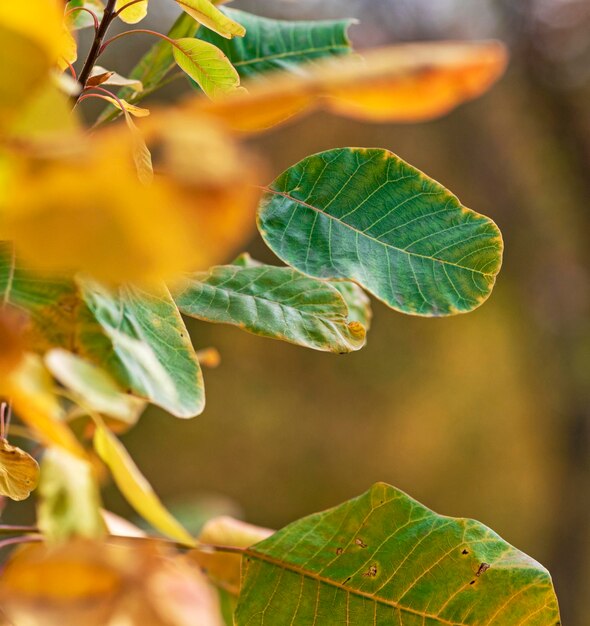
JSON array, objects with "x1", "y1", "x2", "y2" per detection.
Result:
[
  {"x1": 197, "y1": 9, "x2": 354, "y2": 79},
  {"x1": 236, "y1": 484, "x2": 561, "y2": 625},
  {"x1": 259, "y1": 148, "x2": 503, "y2": 316}
]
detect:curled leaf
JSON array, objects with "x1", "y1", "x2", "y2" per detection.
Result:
[{"x1": 0, "y1": 437, "x2": 39, "y2": 501}]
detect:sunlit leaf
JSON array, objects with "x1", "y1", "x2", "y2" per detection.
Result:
[
  {"x1": 90, "y1": 65, "x2": 143, "y2": 91},
  {"x1": 115, "y1": 0, "x2": 148, "y2": 24},
  {"x1": 198, "y1": 9, "x2": 353, "y2": 79},
  {"x1": 0, "y1": 437, "x2": 39, "y2": 501},
  {"x1": 176, "y1": 0, "x2": 245, "y2": 39},
  {"x1": 65, "y1": 0, "x2": 105, "y2": 30},
  {"x1": 236, "y1": 483, "x2": 561, "y2": 625},
  {"x1": 45, "y1": 349, "x2": 145, "y2": 424},
  {"x1": 173, "y1": 38, "x2": 241, "y2": 99},
  {"x1": 100, "y1": 97, "x2": 149, "y2": 117},
  {"x1": 94, "y1": 422, "x2": 195, "y2": 546},
  {"x1": 258, "y1": 148, "x2": 503, "y2": 316},
  {"x1": 192, "y1": 516, "x2": 273, "y2": 594},
  {"x1": 38, "y1": 447, "x2": 106, "y2": 542},
  {"x1": 78, "y1": 279, "x2": 205, "y2": 418},
  {"x1": 174, "y1": 262, "x2": 367, "y2": 353},
  {"x1": 194, "y1": 41, "x2": 507, "y2": 132}
]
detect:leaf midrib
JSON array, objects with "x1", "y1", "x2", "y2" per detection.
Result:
[
  {"x1": 244, "y1": 547, "x2": 466, "y2": 626},
  {"x1": 234, "y1": 45, "x2": 350, "y2": 68},
  {"x1": 264, "y1": 187, "x2": 495, "y2": 278}
]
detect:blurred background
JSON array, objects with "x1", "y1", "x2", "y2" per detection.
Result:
[{"x1": 9, "y1": 1, "x2": 590, "y2": 624}]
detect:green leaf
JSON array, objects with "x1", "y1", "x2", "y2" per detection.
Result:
[
  {"x1": 65, "y1": 0, "x2": 105, "y2": 30},
  {"x1": 175, "y1": 0, "x2": 245, "y2": 39},
  {"x1": 77, "y1": 279, "x2": 205, "y2": 418},
  {"x1": 236, "y1": 483, "x2": 561, "y2": 626},
  {"x1": 258, "y1": 148, "x2": 503, "y2": 317},
  {"x1": 174, "y1": 262, "x2": 366, "y2": 353},
  {"x1": 37, "y1": 447, "x2": 106, "y2": 543},
  {"x1": 197, "y1": 9, "x2": 354, "y2": 79},
  {"x1": 0, "y1": 241, "x2": 77, "y2": 350},
  {"x1": 172, "y1": 37, "x2": 241, "y2": 99},
  {"x1": 93, "y1": 422, "x2": 195, "y2": 546}
]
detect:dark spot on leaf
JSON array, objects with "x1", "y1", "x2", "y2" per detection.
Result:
[
  {"x1": 476, "y1": 562, "x2": 490, "y2": 577},
  {"x1": 355, "y1": 538, "x2": 367, "y2": 548},
  {"x1": 343, "y1": 576, "x2": 352, "y2": 585},
  {"x1": 461, "y1": 549, "x2": 469, "y2": 555},
  {"x1": 336, "y1": 547, "x2": 343, "y2": 556},
  {"x1": 470, "y1": 580, "x2": 476, "y2": 585},
  {"x1": 363, "y1": 565, "x2": 378, "y2": 578}
]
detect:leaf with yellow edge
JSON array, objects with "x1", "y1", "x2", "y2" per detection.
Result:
[
  {"x1": 45, "y1": 349, "x2": 145, "y2": 425},
  {"x1": 192, "y1": 517, "x2": 273, "y2": 594},
  {"x1": 115, "y1": 0, "x2": 148, "y2": 24},
  {"x1": 94, "y1": 422, "x2": 195, "y2": 546},
  {"x1": 0, "y1": 438, "x2": 40, "y2": 502},
  {"x1": 193, "y1": 40, "x2": 507, "y2": 132},
  {"x1": 173, "y1": 38, "x2": 241, "y2": 99},
  {"x1": 176, "y1": 0, "x2": 245, "y2": 39},
  {"x1": 90, "y1": 65, "x2": 143, "y2": 92},
  {"x1": 101, "y1": 96, "x2": 149, "y2": 117},
  {"x1": 37, "y1": 447, "x2": 106, "y2": 542},
  {"x1": 4, "y1": 354, "x2": 86, "y2": 458}
]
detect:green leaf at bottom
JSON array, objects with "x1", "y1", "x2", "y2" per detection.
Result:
[{"x1": 236, "y1": 483, "x2": 560, "y2": 625}]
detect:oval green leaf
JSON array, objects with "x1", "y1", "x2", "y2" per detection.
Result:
[
  {"x1": 174, "y1": 262, "x2": 367, "y2": 353},
  {"x1": 197, "y1": 8, "x2": 354, "y2": 79},
  {"x1": 258, "y1": 148, "x2": 503, "y2": 316},
  {"x1": 236, "y1": 483, "x2": 561, "y2": 625},
  {"x1": 176, "y1": 0, "x2": 245, "y2": 39},
  {"x1": 172, "y1": 37, "x2": 240, "y2": 99}
]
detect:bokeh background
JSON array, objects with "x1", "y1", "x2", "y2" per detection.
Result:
[{"x1": 9, "y1": 1, "x2": 590, "y2": 624}]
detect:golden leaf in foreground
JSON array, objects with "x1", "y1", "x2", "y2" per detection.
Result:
[
  {"x1": 192, "y1": 40, "x2": 508, "y2": 132},
  {"x1": 0, "y1": 540, "x2": 224, "y2": 626},
  {"x1": 0, "y1": 437, "x2": 40, "y2": 501}
]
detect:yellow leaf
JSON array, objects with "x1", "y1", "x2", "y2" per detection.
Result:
[
  {"x1": 176, "y1": 0, "x2": 246, "y2": 39},
  {"x1": 0, "y1": 307, "x2": 25, "y2": 377},
  {"x1": 58, "y1": 26, "x2": 78, "y2": 70},
  {"x1": 192, "y1": 516, "x2": 273, "y2": 594},
  {"x1": 0, "y1": 437, "x2": 40, "y2": 501},
  {"x1": 115, "y1": 0, "x2": 148, "y2": 24},
  {"x1": 94, "y1": 422, "x2": 195, "y2": 546},
  {"x1": 101, "y1": 96, "x2": 150, "y2": 117},
  {"x1": 3, "y1": 354, "x2": 86, "y2": 458},
  {"x1": 90, "y1": 66, "x2": 143, "y2": 92},
  {"x1": 193, "y1": 40, "x2": 508, "y2": 132}
]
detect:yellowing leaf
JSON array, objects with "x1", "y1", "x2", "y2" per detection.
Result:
[
  {"x1": 45, "y1": 349, "x2": 145, "y2": 424},
  {"x1": 193, "y1": 40, "x2": 508, "y2": 132},
  {"x1": 0, "y1": 307, "x2": 25, "y2": 377},
  {"x1": 101, "y1": 96, "x2": 150, "y2": 117},
  {"x1": 58, "y1": 26, "x2": 78, "y2": 70},
  {"x1": 115, "y1": 0, "x2": 148, "y2": 24},
  {"x1": 37, "y1": 447, "x2": 106, "y2": 542},
  {"x1": 173, "y1": 38, "x2": 241, "y2": 99},
  {"x1": 94, "y1": 423, "x2": 195, "y2": 546},
  {"x1": 3, "y1": 354, "x2": 85, "y2": 458},
  {"x1": 0, "y1": 437, "x2": 40, "y2": 501},
  {"x1": 90, "y1": 65, "x2": 143, "y2": 91},
  {"x1": 176, "y1": 0, "x2": 245, "y2": 39},
  {"x1": 192, "y1": 517, "x2": 273, "y2": 594}
]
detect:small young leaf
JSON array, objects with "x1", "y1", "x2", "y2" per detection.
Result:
[
  {"x1": 37, "y1": 447, "x2": 106, "y2": 542},
  {"x1": 115, "y1": 0, "x2": 148, "y2": 24},
  {"x1": 176, "y1": 0, "x2": 245, "y2": 39},
  {"x1": 0, "y1": 438, "x2": 39, "y2": 502},
  {"x1": 90, "y1": 65, "x2": 143, "y2": 92},
  {"x1": 172, "y1": 38, "x2": 240, "y2": 99},
  {"x1": 258, "y1": 148, "x2": 503, "y2": 316},
  {"x1": 94, "y1": 423, "x2": 195, "y2": 546},
  {"x1": 236, "y1": 483, "x2": 561, "y2": 625},
  {"x1": 174, "y1": 263, "x2": 367, "y2": 353}
]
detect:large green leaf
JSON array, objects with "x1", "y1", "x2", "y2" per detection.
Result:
[
  {"x1": 77, "y1": 279, "x2": 205, "y2": 418},
  {"x1": 258, "y1": 148, "x2": 503, "y2": 316},
  {"x1": 236, "y1": 483, "x2": 561, "y2": 625},
  {"x1": 173, "y1": 261, "x2": 366, "y2": 353},
  {"x1": 197, "y1": 8, "x2": 354, "y2": 79}
]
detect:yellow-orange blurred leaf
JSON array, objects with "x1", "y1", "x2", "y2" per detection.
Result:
[
  {"x1": 0, "y1": 437, "x2": 40, "y2": 501},
  {"x1": 102, "y1": 96, "x2": 150, "y2": 117},
  {"x1": 3, "y1": 354, "x2": 85, "y2": 458},
  {"x1": 115, "y1": 0, "x2": 148, "y2": 24},
  {"x1": 94, "y1": 422, "x2": 195, "y2": 546},
  {"x1": 0, "y1": 307, "x2": 25, "y2": 377},
  {"x1": 192, "y1": 516, "x2": 273, "y2": 594},
  {"x1": 58, "y1": 26, "x2": 77, "y2": 70},
  {"x1": 193, "y1": 40, "x2": 508, "y2": 132}
]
